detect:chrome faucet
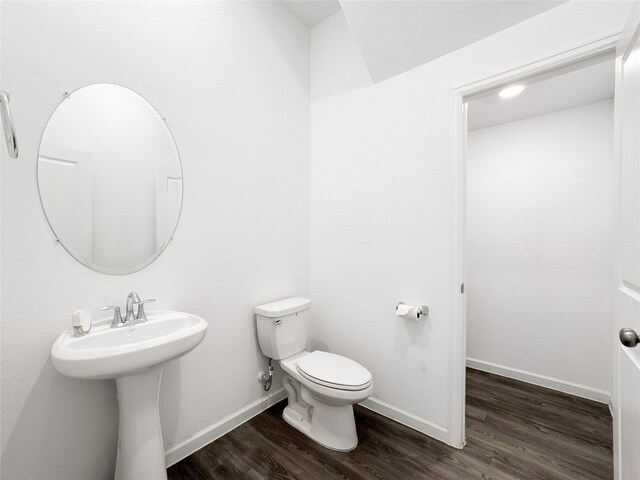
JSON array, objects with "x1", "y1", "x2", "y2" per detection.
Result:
[
  {"x1": 100, "y1": 305, "x2": 124, "y2": 328},
  {"x1": 101, "y1": 292, "x2": 156, "y2": 328},
  {"x1": 125, "y1": 292, "x2": 141, "y2": 324}
]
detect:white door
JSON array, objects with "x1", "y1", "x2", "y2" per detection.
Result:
[
  {"x1": 614, "y1": 3, "x2": 640, "y2": 479},
  {"x1": 38, "y1": 143, "x2": 92, "y2": 263},
  {"x1": 155, "y1": 165, "x2": 182, "y2": 251}
]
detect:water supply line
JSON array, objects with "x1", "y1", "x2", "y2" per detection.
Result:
[
  {"x1": 262, "y1": 358, "x2": 274, "y2": 391},
  {"x1": 0, "y1": 91, "x2": 18, "y2": 159}
]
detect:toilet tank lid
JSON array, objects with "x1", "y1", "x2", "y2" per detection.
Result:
[{"x1": 255, "y1": 297, "x2": 311, "y2": 318}]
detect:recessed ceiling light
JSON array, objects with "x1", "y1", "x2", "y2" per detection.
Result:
[{"x1": 499, "y1": 85, "x2": 525, "y2": 98}]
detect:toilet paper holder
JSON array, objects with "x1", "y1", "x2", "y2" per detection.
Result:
[{"x1": 395, "y1": 302, "x2": 429, "y2": 319}]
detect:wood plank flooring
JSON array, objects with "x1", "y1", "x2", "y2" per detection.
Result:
[{"x1": 167, "y1": 368, "x2": 613, "y2": 480}]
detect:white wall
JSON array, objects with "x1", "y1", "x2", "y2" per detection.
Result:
[
  {"x1": 466, "y1": 100, "x2": 614, "y2": 401},
  {"x1": 0, "y1": 2, "x2": 309, "y2": 479},
  {"x1": 309, "y1": 1, "x2": 630, "y2": 444}
]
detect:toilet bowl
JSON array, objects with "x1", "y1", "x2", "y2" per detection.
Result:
[
  {"x1": 255, "y1": 298, "x2": 373, "y2": 451},
  {"x1": 280, "y1": 351, "x2": 373, "y2": 451}
]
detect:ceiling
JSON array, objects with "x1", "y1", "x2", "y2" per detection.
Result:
[
  {"x1": 283, "y1": 1, "x2": 572, "y2": 84},
  {"x1": 281, "y1": 1, "x2": 341, "y2": 28},
  {"x1": 467, "y1": 54, "x2": 615, "y2": 131},
  {"x1": 339, "y1": 1, "x2": 566, "y2": 83}
]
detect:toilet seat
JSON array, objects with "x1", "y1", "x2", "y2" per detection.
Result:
[{"x1": 296, "y1": 351, "x2": 372, "y2": 391}]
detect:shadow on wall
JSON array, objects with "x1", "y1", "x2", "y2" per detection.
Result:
[
  {"x1": 393, "y1": 314, "x2": 432, "y2": 353},
  {"x1": 252, "y1": 2, "x2": 310, "y2": 97},
  {"x1": 309, "y1": 339, "x2": 330, "y2": 353},
  {"x1": 393, "y1": 314, "x2": 434, "y2": 379},
  {"x1": 1, "y1": 359, "x2": 118, "y2": 480}
]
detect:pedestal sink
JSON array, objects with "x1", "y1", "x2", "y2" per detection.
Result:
[{"x1": 51, "y1": 310, "x2": 208, "y2": 480}]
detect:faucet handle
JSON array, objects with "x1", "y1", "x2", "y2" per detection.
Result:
[
  {"x1": 100, "y1": 305, "x2": 123, "y2": 327},
  {"x1": 136, "y1": 299, "x2": 156, "y2": 322}
]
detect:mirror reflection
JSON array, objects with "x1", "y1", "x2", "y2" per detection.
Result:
[{"x1": 38, "y1": 84, "x2": 183, "y2": 274}]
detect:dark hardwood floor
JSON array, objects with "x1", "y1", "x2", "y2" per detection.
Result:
[{"x1": 167, "y1": 368, "x2": 613, "y2": 480}]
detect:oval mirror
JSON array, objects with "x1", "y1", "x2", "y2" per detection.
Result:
[{"x1": 38, "y1": 84, "x2": 183, "y2": 274}]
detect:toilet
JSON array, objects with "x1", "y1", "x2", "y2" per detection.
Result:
[{"x1": 255, "y1": 297, "x2": 373, "y2": 451}]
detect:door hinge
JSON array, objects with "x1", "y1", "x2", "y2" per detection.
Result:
[{"x1": 461, "y1": 283, "x2": 465, "y2": 294}]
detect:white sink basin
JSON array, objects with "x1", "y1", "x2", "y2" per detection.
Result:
[
  {"x1": 52, "y1": 310, "x2": 207, "y2": 379},
  {"x1": 51, "y1": 310, "x2": 207, "y2": 480}
]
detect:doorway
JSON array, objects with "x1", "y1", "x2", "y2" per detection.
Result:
[
  {"x1": 464, "y1": 53, "x2": 615, "y2": 402},
  {"x1": 448, "y1": 34, "x2": 620, "y2": 449},
  {"x1": 462, "y1": 52, "x2": 616, "y2": 478}
]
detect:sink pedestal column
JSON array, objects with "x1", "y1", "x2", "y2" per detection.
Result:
[{"x1": 114, "y1": 366, "x2": 167, "y2": 480}]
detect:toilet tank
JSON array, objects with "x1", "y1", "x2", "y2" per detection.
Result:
[{"x1": 255, "y1": 297, "x2": 311, "y2": 360}]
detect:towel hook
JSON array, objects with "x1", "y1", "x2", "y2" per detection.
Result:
[{"x1": 0, "y1": 91, "x2": 18, "y2": 159}]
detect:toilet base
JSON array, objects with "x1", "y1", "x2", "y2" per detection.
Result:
[
  {"x1": 278, "y1": 356, "x2": 371, "y2": 453},
  {"x1": 282, "y1": 402, "x2": 358, "y2": 452}
]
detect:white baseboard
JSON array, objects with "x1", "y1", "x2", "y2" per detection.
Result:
[
  {"x1": 164, "y1": 388, "x2": 287, "y2": 467},
  {"x1": 466, "y1": 358, "x2": 611, "y2": 405},
  {"x1": 359, "y1": 396, "x2": 449, "y2": 445}
]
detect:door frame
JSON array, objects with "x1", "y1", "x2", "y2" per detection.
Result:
[{"x1": 448, "y1": 32, "x2": 621, "y2": 448}]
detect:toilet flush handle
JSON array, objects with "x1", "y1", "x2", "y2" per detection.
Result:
[{"x1": 273, "y1": 318, "x2": 283, "y2": 325}]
